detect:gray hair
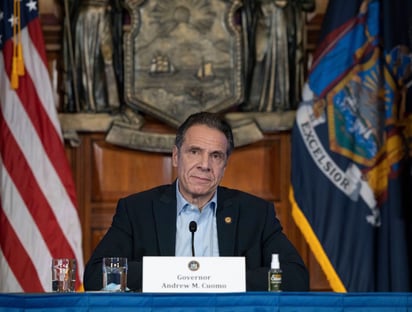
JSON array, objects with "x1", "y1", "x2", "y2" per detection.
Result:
[{"x1": 174, "y1": 112, "x2": 234, "y2": 157}]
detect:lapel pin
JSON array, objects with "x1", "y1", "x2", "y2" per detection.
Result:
[{"x1": 225, "y1": 217, "x2": 232, "y2": 224}]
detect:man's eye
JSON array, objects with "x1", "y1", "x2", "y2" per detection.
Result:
[{"x1": 212, "y1": 153, "x2": 224, "y2": 161}]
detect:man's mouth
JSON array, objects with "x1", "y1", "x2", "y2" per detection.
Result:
[{"x1": 191, "y1": 175, "x2": 210, "y2": 183}]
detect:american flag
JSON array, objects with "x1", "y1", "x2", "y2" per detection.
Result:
[{"x1": 0, "y1": 0, "x2": 84, "y2": 292}]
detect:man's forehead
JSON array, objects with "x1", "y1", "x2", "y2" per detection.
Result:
[{"x1": 184, "y1": 125, "x2": 228, "y2": 150}]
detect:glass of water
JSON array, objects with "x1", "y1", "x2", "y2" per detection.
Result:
[
  {"x1": 102, "y1": 257, "x2": 128, "y2": 291},
  {"x1": 52, "y1": 258, "x2": 76, "y2": 292}
]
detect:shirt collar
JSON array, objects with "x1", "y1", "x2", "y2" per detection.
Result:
[{"x1": 176, "y1": 179, "x2": 217, "y2": 216}]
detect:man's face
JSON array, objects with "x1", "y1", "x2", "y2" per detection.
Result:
[{"x1": 172, "y1": 124, "x2": 228, "y2": 206}]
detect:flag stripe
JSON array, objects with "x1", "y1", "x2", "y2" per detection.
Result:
[
  {"x1": 24, "y1": 20, "x2": 66, "y2": 143},
  {"x1": 0, "y1": 197, "x2": 44, "y2": 292},
  {"x1": 0, "y1": 244, "x2": 23, "y2": 292}
]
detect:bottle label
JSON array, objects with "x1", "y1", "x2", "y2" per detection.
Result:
[{"x1": 268, "y1": 272, "x2": 282, "y2": 292}]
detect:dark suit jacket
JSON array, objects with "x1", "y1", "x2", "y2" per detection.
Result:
[{"x1": 83, "y1": 182, "x2": 309, "y2": 291}]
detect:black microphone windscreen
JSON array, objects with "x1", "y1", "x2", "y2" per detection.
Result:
[{"x1": 189, "y1": 221, "x2": 197, "y2": 233}]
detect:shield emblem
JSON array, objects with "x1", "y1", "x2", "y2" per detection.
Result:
[{"x1": 123, "y1": 0, "x2": 244, "y2": 127}]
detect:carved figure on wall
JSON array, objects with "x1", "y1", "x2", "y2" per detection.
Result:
[
  {"x1": 63, "y1": 0, "x2": 123, "y2": 113},
  {"x1": 242, "y1": 0, "x2": 315, "y2": 113}
]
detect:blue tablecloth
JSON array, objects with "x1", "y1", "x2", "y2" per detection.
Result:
[{"x1": 0, "y1": 292, "x2": 411, "y2": 311}]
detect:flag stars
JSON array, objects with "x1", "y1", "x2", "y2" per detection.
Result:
[
  {"x1": 0, "y1": 11, "x2": 4, "y2": 21},
  {"x1": 8, "y1": 14, "x2": 19, "y2": 27},
  {"x1": 26, "y1": 0, "x2": 37, "y2": 12}
]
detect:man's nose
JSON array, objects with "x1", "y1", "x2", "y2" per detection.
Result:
[{"x1": 198, "y1": 153, "x2": 211, "y2": 169}]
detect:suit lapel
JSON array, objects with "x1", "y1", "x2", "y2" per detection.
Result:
[
  {"x1": 216, "y1": 188, "x2": 239, "y2": 256},
  {"x1": 153, "y1": 183, "x2": 177, "y2": 256}
]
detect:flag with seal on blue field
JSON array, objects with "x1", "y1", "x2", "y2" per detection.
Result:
[{"x1": 290, "y1": 0, "x2": 412, "y2": 292}]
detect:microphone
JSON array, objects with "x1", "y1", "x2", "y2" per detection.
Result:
[{"x1": 189, "y1": 221, "x2": 197, "y2": 257}]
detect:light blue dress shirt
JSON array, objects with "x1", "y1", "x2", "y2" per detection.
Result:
[{"x1": 175, "y1": 180, "x2": 219, "y2": 257}]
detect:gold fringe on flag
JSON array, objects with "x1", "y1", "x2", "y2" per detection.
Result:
[
  {"x1": 16, "y1": 0, "x2": 24, "y2": 76},
  {"x1": 11, "y1": 57, "x2": 18, "y2": 89},
  {"x1": 11, "y1": 0, "x2": 24, "y2": 89},
  {"x1": 289, "y1": 187, "x2": 347, "y2": 292}
]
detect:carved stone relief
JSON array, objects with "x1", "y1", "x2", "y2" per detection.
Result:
[
  {"x1": 59, "y1": 0, "x2": 311, "y2": 152},
  {"x1": 122, "y1": 0, "x2": 244, "y2": 128}
]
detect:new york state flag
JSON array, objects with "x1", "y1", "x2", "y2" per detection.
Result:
[{"x1": 290, "y1": 0, "x2": 412, "y2": 291}]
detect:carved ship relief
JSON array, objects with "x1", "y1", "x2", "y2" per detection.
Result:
[{"x1": 123, "y1": 0, "x2": 244, "y2": 128}]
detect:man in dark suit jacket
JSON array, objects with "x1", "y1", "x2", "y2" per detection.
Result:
[{"x1": 84, "y1": 112, "x2": 309, "y2": 291}]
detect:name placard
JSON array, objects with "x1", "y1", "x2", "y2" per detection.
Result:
[{"x1": 142, "y1": 256, "x2": 246, "y2": 293}]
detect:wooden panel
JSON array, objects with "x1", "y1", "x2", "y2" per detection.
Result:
[
  {"x1": 92, "y1": 229, "x2": 109, "y2": 254},
  {"x1": 90, "y1": 138, "x2": 174, "y2": 202},
  {"x1": 309, "y1": 253, "x2": 332, "y2": 291},
  {"x1": 88, "y1": 204, "x2": 116, "y2": 258},
  {"x1": 221, "y1": 138, "x2": 281, "y2": 201}
]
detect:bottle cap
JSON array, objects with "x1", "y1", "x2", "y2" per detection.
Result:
[{"x1": 271, "y1": 253, "x2": 280, "y2": 269}]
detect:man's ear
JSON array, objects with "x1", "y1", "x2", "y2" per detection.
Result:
[{"x1": 172, "y1": 145, "x2": 178, "y2": 167}]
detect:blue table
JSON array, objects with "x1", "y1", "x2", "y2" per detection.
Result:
[{"x1": 0, "y1": 292, "x2": 411, "y2": 311}]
